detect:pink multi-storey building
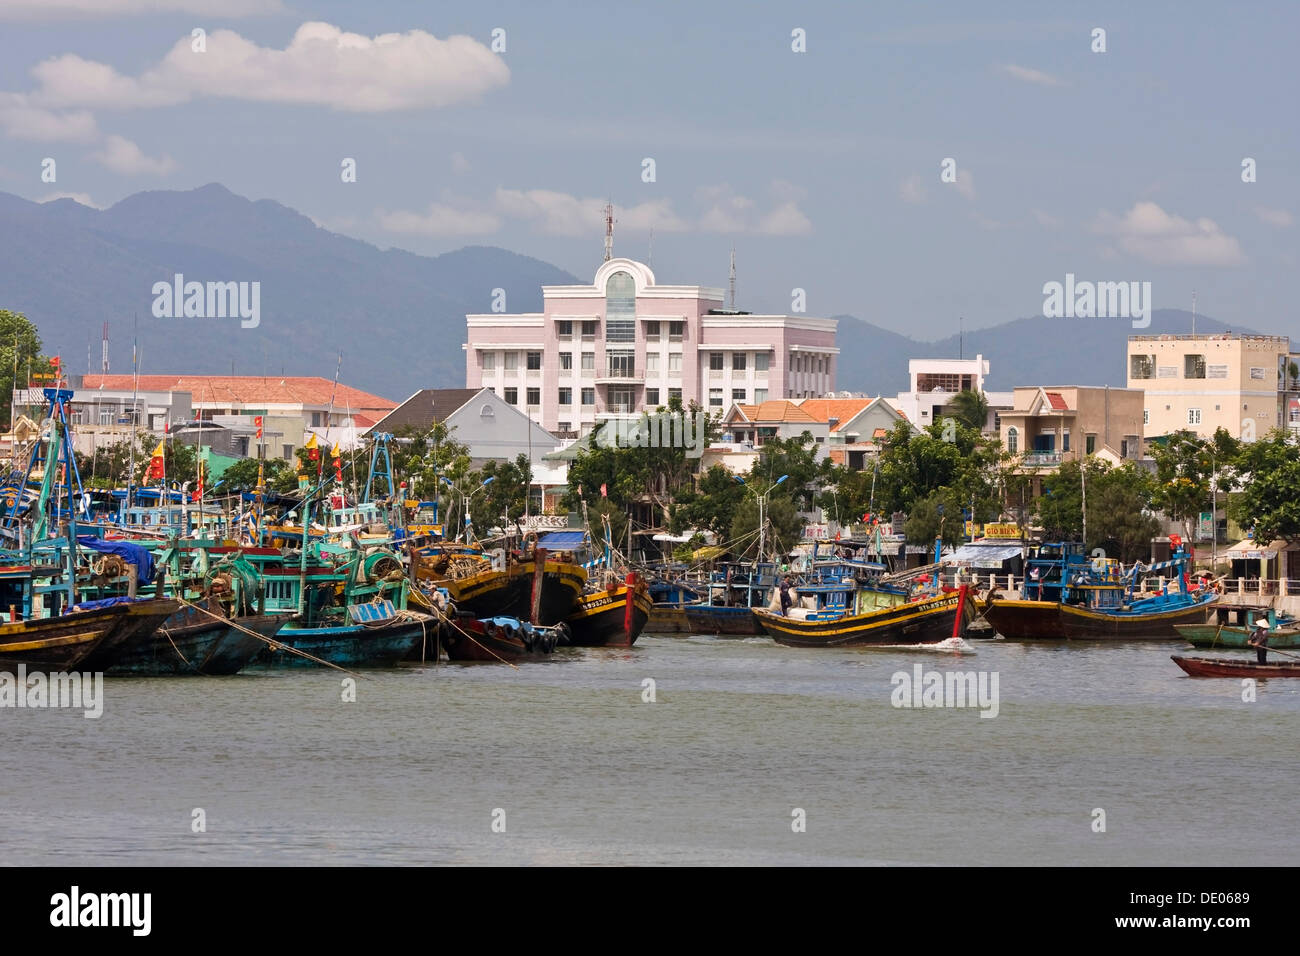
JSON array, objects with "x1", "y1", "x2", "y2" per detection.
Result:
[{"x1": 464, "y1": 257, "x2": 838, "y2": 436}]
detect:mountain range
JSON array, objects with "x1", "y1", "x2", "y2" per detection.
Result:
[{"x1": 0, "y1": 184, "x2": 1255, "y2": 401}]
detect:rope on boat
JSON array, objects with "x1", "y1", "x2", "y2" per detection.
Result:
[
  {"x1": 157, "y1": 625, "x2": 200, "y2": 673},
  {"x1": 174, "y1": 596, "x2": 368, "y2": 680},
  {"x1": 421, "y1": 599, "x2": 519, "y2": 669}
]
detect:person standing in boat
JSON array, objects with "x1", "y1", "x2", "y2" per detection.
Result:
[
  {"x1": 779, "y1": 576, "x2": 793, "y2": 616},
  {"x1": 1247, "y1": 618, "x2": 1270, "y2": 665}
]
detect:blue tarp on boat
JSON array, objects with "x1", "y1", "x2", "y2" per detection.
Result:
[
  {"x1": 536, "y1": 531, "x2": 587, "y2": 550},
  {"x1": 66, "y1": 595, "x2": 149, "y2": 613},
  {"x1": 76, "y1": 536, "x2": 156, "y2": 583}
]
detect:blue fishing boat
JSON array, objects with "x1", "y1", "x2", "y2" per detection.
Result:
[{"x1": 683, "y1": 561, "x2": 779, "y2": 635}]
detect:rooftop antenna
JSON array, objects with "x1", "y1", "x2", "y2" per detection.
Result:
[
  {"x1": 603, "y1": 201, "x2": 615, "y2": 262},
  {"x1": 729, "y1": 247, "x2": 737, "y2": 310},
  {"x1": 101, "y1": 321, "x2": 109, "y2": 374},
  {"x1": 1191, "y1": 290, "x2": 1197, "y2": 337}
]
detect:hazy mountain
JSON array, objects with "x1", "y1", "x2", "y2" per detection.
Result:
[
  {"x1": 833, "y1": 310, "x2": 1252, "y2": 396},
  {"x1": 0, "y1": 184, "x2": 579, "y2": 400},
  {"x1": 0, "y1": 184, "x2": 1260, "y2": 402}
]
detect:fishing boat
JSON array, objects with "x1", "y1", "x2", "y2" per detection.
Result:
[
  {"x1": 1171, "y1": 655, "x2": 1300, "y2": 678},
  {"x1": 1057, "y1": 583, "x2": 1217, "y2": 639},
  {"x1": 439, "y1": 613, "x2": 566, "y2": 663},
  {"x1": 106, "y1": 604, "x2": 284, "y2": 676},
  {"x1": 567, "y1": 570, "x2": 653, "y2": 647},
  {"x1": 416, "y1": 538, "x2": 585, "y2": 625},
  {"x1": 978, "y1": 542, "x2": 1082, "y2": 639},
  {"x1": 683, "y1": 561, "x2": 779, "y2": 635},
  {"x1": 74, "y1": 596, "x2": 182, "y2": 670},
  {"x1": 0, "y1": 601, "x2": 134, "y2": 671},
  {"x1": 1174, "y1": 622, "x2": 1300, "y2": 649},
  {"x1": 756, "y1": 580, "x2": 969, "y2": 648},
  {"x1": 644, "y1": 574, "x2": 704, "y2": 634}
]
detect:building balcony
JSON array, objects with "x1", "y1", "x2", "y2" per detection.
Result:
[
  {"x1": 1020, "y1": 452, "x2": 1062, "y2": 466},
  {"x1": 595, "y1": 373, "x2": 644, "y2": 384}
]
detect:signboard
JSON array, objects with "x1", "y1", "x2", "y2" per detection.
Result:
[
  {"x1": 1207, "y1": 365, "x2": 1229, "y2": 379},
  {"x1": 1157, "y1": 366, "x2": 1178, "y2": 378},
  {"x1": 981, "y1": 522, "x2": 1021, "y2": 539},
  {"x1": 1250, "y1": 367, "x2": 1267, "y2": 380},
  {"x1": 964, "y1": 521, "x2": 980, "y2": 537},
  {"x1": 1197, "y1": 512, "x2": 1214, "y2": 541}
]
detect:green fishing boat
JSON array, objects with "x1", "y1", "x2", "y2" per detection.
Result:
[{"x1": 1174, "y1": 622, "x2": 1300, "y2": 649}]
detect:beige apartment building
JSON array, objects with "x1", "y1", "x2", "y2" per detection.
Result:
[
  {"x1": 999, "y1": 386, "x2": 1146, "y2": 475},
  {"x1": 1127, "y1": 333, "x2": 1300, "y2": 440}
]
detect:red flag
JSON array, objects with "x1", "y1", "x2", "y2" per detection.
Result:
[
  {"x1": 254, "y1": 415, "x2": 263, "y2": 439},
  {"x1": 600, "y1": 483, "x2": 607, "y2": 498}
]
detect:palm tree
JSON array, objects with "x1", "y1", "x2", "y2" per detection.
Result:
[{"x1": 947, "y1": 389, "x2": 990, "y2": 432}]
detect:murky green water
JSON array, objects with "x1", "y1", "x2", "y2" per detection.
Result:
[{"x1": 2, "y1": 635, "x2": 1296, "y2": 865}]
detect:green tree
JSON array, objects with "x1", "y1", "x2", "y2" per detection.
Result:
[
  {"x1": 215, "y1": 456, "x2": 292, "y2": 494},
  {"x1": 0, "y1": 310, "x2": 54, "y2": 427},
  {"x1": 670, "y1": 464, "x2": 746, "y2": 539},
  {"x1": 1149, "y1": 429, "x2": 1238, "y2": 540},
  {"x1": 1229, "y1": 430, "x2": 1300, "y2": 545},
  {"x1": 903, "y1": 490, "x2": 968, "y2": 549},
  {"x1": 729, "y1": 492, "x2": 802, "y2": 562},
  {"x1": 947, "y1": 389, "x2": 990, "y2": 432},
  {"x1": 1088, "y1": 464, "x2": 1159, "y2": 562}
]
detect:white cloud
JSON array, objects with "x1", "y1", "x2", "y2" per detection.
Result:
[
  {"x1": 954, "y1": 168, "x2": 976, "y2": 201},
  {"x1": 26, "y1": 22, "x2": 509, "y2": 112},
  {"x1": 999, "y1": 63, "x2": 1064, "y2": 87},
  {"x1": 0, "y1": 0, "x2": 284, "y2": 19},
  {"x1": 899, "y1": 175, "x2": 928, "y2": 204},
  {"x1": 0, "y1": 93, "x2": 97, "y2": 141},
  {"x1": 1255, "y1": 206, "x2": 1293, "y2": 227},
  {"x1": 1094, "y1": 201, "x2": 1245, "y2": 266},
  {"x1": 90, "y1": 134, "x2": 176, "y2": 175},
  {"x1": 377, "y1": 203, "x2": 500, "y2": 237},
  {"x1": 450, "y1": 152, "x2": 471, "y2": 175},
  {"x1": 757, "y1": 202, "x2": 812, "y2": 236},
  {"x1": 1032, "y1": 208, "x2": 1062, "y2": 228},
  {"x1": 39, "y1": 191, "x2": 102, "y2": 208}
]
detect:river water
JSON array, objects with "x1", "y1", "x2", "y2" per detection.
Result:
[{"x1": 2, "y1": 634, "x2": 1297, "y2": 865}]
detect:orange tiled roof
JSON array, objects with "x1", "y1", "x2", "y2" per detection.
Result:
[
  {"x1": 736, "y1": 400, "x2": 819, "y2": 424},
  {"x1": 798, "y1": 397, "x2": 876, "y2": 432},
  {"x1": 1045, "y1": 391, "x2": 1069, "y2": 410},
  {"x1": 81, "y1": 374, "x2": 396, "y2": 412}
]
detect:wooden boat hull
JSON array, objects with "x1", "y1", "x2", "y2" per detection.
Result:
[
  {"x1": 1174, "y1": 623, "x2": 1300, "y2": 649},
  {"x1": 0, "y1": 604, "x2": 132, "y2": 672},
  {"x1": 77, "y1": 598, "x2": 182, "y2": 671},
  {"x1": 107, "y1": 608, "x2": 284, "y2": 676},
  {"x1": 566, "y1": 579, "x2": 652, "y2": 647},
  {"x1": 441, "y1": 558, "x2": 584, "y2": 625},
  {"x1": 1171, "y1": 655, "x2": 1300, "y2": 678},
  {"x1": 252, "y1": 615, "x2": 432, "y2": 668},
  {"x1": 980, "y1": 598, "x2": 1065, "y2": 640},
  {"x1": 647, "y1": 605, "x2": 692, "y2": 633},
  {"x1": 683, "y1": 604, "x2": 764, "y2": 635},
  {"x1": 755, "y1": 591, "x2": 961, "y2": 647},
  {"x1": 440, "y1": 617, "x2": 559, "y2": 663},
  {"x1": 1058, "y1": 596, "x2": 1216, "y2": 639}
]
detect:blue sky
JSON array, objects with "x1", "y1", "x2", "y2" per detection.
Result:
[{"x1": 0, "y1": 0, "x2": 1295, "y2": 339}]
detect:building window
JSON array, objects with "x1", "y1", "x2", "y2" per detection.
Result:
[
  {"x1": 582, "y1": 320, "x2": 598, "y2": 339},
  {"x1": 581, "y1": 388, "x2": 595, "y2": 406},
  {"x1": 557, "y1": 320, "x2": 573, "y2": 337},
  {"x1": 581, "y1": 352, "x2": 595, "y2": 370},
  {"x1": 1085, "y1": 434, "x2": 1096, "y2": 454},
  {"x1": 504, "y1": 351, "x2": 519, "y2": 371},
  {"x1": 669, "y1": 388, "x2": 682, "y2": 403},
  {"x1": 558, "y1": 421, "x2": 571, "y2": 433},
  {"x1": 709, "y1": 388, "x2": 723, "y2": 407},
  {"x1": 668, "y1": 321, "x2": 683, "y2": 342},
  {"x1": 732, "y1": 388, "x2": 746, "y2": 402},
  {"x1": 709, "y1": 352, "x2": 724, "y2": 371},
  {"x1": 605, "y1": 271, "x2": 636, "y2": 343},
  {"x1": 755, "y1": 352, "x2": 769, "y2": 372},
  {"x1": 608, "y1": 386, "x2": 635, "y2": 411},
  {"x1": 526, "y1": 387, "x2": 540, "y2": 406},
  {"x1": 607, "y1": 350, "x2": 635, "y2": 378},
  {"x1": 1143, "y1": 409, "x2": 1149, "y2": 425},
  {"x1": 526, "y1": 351, "x2": 542, "y2": 370},
  {"x1": 1007, "y1": 427, "x2": 1018, "y2": 454},
  {"x1": 1184, "y1": 354, "x2": 1206, "y2": 379},
  {"x1": 482, "y1": 351, "x2": 496, "y2": 370},
  {"x1": 504, "y1": 387, "x2": 518, "y2": 405},
  {"x1": 560, "y1": 352, "x2": 573, "y2": 370},
  {"x1": 646, "y1": 387, "x2": 660, "y2": 406},
  {"x1": 1062, "y1": 429, "x2": 1070, "y2": 453},
  {"x1": 668, "y1": 353, "x2": 682, "y2": 372},
  {"x1": 1188, "y1": 407, "x2": 1202, "y2": 425},
  {"x1": 754, "y1": 388, "x2": 768, "y2": 403},
  {"x1": 480, "y1": 403, "x2": 495, "y2": 420},
  {"x1": 559, "y1": 388, "x2": 572, "y2": 405},
  {"x1": 645, "y1": 320, "x2": 660, "y2": 340},
  {"x1": 733, "y1": 352, "x2": 746, "y2": 371},
  {"x1": 646, "y1": 353, "x2": 659, "y2": 372},
  {"x1": 1130, "y1": 354, "x2": 1154, "y2": 379},
  {"x1": 283, "y1": 444, "x2": 294, "y2": 460},
  {"x1": 790, "y1": 354, "x2": 796, "y2": 372}
]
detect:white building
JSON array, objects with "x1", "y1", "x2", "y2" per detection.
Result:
[{"x1": 889, "y1": 354, "x2": 1012, "y2": 431}]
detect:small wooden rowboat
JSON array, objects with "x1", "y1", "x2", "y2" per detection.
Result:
[{"x1": 1171, "y1": 655, "x2": 1300, "y2": 678}]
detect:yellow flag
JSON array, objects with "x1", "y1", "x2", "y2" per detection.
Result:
[
  {"x1": 330, "y1": 441, "x2": 341, "y2": 459},
  {"x1": 150, "y1": 441, "x2": 165, "y2": 458},
  {"x1": 304, "y1": 433, "x2": 318, "y2": 450}
]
